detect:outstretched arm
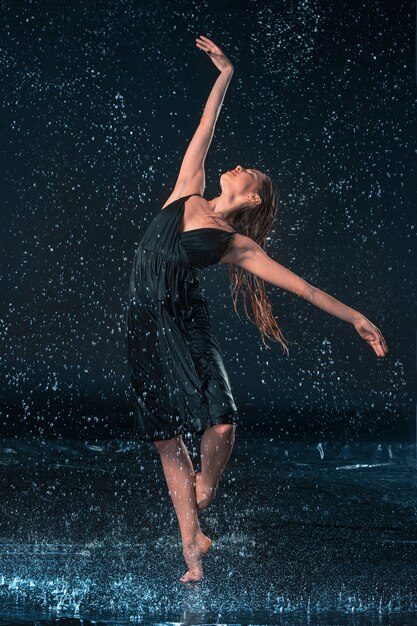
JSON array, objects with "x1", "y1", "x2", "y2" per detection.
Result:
[
  {"x1": 162, "y1": 36, "x2": 234, "y2": 205},
  {"x1": 222, "y1": 235, "x2": 389, "y2": 357}
]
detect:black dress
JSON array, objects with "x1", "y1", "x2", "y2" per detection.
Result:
[{"x1": 125, "y1": 193, "x2": 238, "y2": 442}]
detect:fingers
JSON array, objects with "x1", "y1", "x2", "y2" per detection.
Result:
[
  {"x1": 196, "y1": 36, "x2": 212, "y2": 48},
  {"x1": 374, "y1": 329, "x2": 389, "y2": 355},
  {"x1": 360, "y1": 321, "x2": 388, "y2": 357},
  {"x1": 379, "y1": 333, "x2": 389, "y2": 353},
  {"x1": 196, "y1": 35, "x2": 219, "y2": 52},
  {"x1": 368, "y1": 339, "x2": 382, "y2": 356},
  {"x1": 199, "y1": 35, "x2": 214, "y2": 44},
  {"x1": 196, "y1": 38, "x2": 212, "y2": 54},
  {"x1": 368, "y1": 333, "x2": 388, "y2": 357},
  {"x1": 372, "y1": 324, "x2": 389, "y2": 354}
]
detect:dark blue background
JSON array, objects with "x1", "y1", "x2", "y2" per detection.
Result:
[{"x1": 1, "y1": 0, "x2": 415, "y2": 440}]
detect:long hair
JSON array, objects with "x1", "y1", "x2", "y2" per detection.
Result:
[{"x1": 226, "y1": 174, "x2": 293, "y2": 355}]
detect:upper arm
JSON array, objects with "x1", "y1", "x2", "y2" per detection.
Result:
[
  {"x1": 161, "y1": 120, "x2": 214, "y2": 208},
  {"x1": 221, "y1": 235, "x2": 314, "y2": 300},
  {"x1": 177, "y1": 121, "x2": 213, "y2": 185}
]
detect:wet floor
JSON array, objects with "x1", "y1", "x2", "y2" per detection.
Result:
[{"x1": 0, "y1": 434, "x2": 416, "y2": 625}]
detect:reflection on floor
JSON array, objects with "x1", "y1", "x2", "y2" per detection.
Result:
[{"x1": 0, "y1": 434, "x2": 416, "y2": 625}]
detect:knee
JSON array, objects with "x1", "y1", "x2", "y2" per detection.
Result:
[{"x1": 210, "y1": 423, "x2": 236, "y2": 438}]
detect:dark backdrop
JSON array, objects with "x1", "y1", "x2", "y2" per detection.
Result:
[{"x1": 1, "y1": 0, "x2": 416, "y2": 441}]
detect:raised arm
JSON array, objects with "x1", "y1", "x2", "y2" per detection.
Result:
[
  {"x1": 221, "y1": 235, "x2": 389, "y2": 357},
  {"x1": 162, "y1": 36, "x2": 234, "y2": 206}
]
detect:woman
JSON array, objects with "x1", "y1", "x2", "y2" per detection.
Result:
[{"x1": 125, "y1": 35, "x2": 388, "y2": 583}]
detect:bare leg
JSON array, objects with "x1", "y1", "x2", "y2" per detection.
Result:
[
  {"x1": 154, "y1": 434, "x2": 212, "y2": 582},
  {"x1": 195, "y1": 423, "x2": 236, "y2": 512}
]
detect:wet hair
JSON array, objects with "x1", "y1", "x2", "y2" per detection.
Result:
[{"x1": 226, "y1": 174, "x2": 293, "y2": 355}]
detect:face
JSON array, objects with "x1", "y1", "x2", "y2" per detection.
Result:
[{"x1": 220, "y1": 165, "x2": 264, "y2": 205}]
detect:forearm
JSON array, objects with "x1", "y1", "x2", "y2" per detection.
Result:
[
  {"x1": 200, "y1": 68, "x2": 234, "y2": 129},
  {"x1": 310, "y1": 286, "x2": 363, "y2": 324}
]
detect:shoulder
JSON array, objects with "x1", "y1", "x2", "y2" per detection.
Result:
[{"x1": 219, "y1": 232, "x2": 260, "y2": 265}]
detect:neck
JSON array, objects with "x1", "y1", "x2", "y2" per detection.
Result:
[{"x1": 206, "y1": 193, "x2": 239, "y2": 219}]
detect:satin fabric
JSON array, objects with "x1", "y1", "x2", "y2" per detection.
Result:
[{"x1": 125, "y1": 194, "x2": 238, "y2": 441}]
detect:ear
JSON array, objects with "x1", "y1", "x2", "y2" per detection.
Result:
[{"x1": 247, "y1": 193, "x2": 262, "y2": 206}]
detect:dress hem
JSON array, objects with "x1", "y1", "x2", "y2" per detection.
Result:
[{"x1": 132, "y1": 409, "x2": 238, "y2": 443}]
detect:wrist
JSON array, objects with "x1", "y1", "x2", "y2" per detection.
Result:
[{"x1": 351, "y1": 312, "x2": 364, "y2": 325}]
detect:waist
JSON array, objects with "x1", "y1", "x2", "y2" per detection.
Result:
[{"x1": 137, "y1": 245, "x2": 197, "y2": 272}]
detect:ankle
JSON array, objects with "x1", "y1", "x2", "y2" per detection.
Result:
[{"x1": 182, "y1": 528, "x2": 204, "y2": 546}]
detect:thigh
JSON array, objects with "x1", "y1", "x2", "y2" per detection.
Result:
[{"x1": 153, "y1": 434, "x2": 184, "y2": 451}]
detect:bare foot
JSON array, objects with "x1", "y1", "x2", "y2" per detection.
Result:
[
  {"x1": 194, "y1": 471, "x2": 217, "y2": 512},
  {"x1": 179, "y1": 532, "x2": 212, "y2": 583}
]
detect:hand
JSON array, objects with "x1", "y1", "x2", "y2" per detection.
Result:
[
  {"x1": 353, "y1": 315, "x2": 388, "y2": 357},
  {"x1": 195, "y1": 35, "x2": 234, "y2": 73}
]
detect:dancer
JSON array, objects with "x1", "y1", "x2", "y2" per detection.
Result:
[{"x1": 125, "y1": 35, "x2": 388, "y2": 583}]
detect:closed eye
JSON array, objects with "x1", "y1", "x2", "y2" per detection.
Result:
[{"x1": 242, "y1": 166, "x2": 257, "y2": 179}]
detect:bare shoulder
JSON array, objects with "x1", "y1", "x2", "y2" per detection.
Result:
[{"x1": 219, "y1": 232, "x2": 260, "y2": 265}]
